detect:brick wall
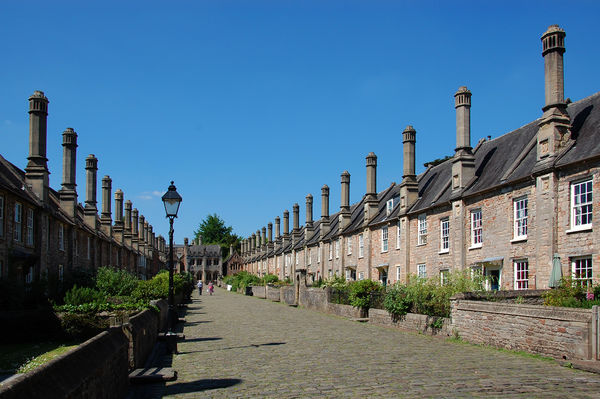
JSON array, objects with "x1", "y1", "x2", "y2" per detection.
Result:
[
  {"x1": 369, "y1": 308, "x2": 451, "y2": 336},
  {"x1": 451, "y1": 299, "x2": 592, "y2": 360}
]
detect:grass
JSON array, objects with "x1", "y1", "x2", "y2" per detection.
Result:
[
  {"x1": 0, "y1": 341, "x2": 80, "y2": 374},
  {"x1": 446, "y1": 335, "x2": 554, "y2": 362}
]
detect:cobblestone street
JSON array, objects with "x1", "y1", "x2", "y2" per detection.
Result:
[{"x1": 158, "y1": 288, "x2": 600, "y2": 398}]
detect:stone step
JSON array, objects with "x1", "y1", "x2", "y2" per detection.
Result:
[
  {"x1": 129, "y1": 367, "x2": 177, "y2": 384},
  {"x1": 350, "y1": 318, "x2": 369, "y2": 323}
]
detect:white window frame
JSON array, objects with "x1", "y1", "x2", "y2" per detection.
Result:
[
  {"x1": 381, "y1": 226, "x2": 388, "y2": 252},
  {"x1": 572, "y1": 256, "x2": 592, "y2": 289},
  {"x1": 25, "y1": 266, "x2": 33, "y2": 284},
  {"x1": 513, "y1": 197, "x2": 528, "y2": 240},
  {"x1": 440, "y1": 218, "x2": 449, "y2": 253},
  {"x1": 358, "y1": 271, "x2": 365, "y2": 280},
  {"x1": 417, "y1": 214, "x2": 427, "y2": 245},
  {"x1": 396, "y1": 220, "x2": 401, "y2": 250},
  {"x1": 571, "y1": 179, "x2": 593, "y2": 231},
  {"x1": 440, "y1": 269, "x2": 449, "y2": 286},
  {"x1": 396, "y1": 265, "x2": 401, "y2": 281},
  {"x1": 417, "y1": 263, "x2": 426, "y2": 279},
  {"x1": 358, "y1": 234, "x2": 364, "y2": 258},
  {"x1": 347, "y1": 237, "x2": 352, "y2": 255},
  {"x1": 386, "y1": 199, "x2": 394, "y2": 216},
  {"x1": 470, "y1": 209, "x2": 482, "y2": 248},
  {"x1": 58, "y1": 264, "x2": 64, "y2": 282},
  {"x1": 26, "y1": 208, "x2": 34, "y2": 246},
  {"x1": 335, "y1": 238, "x2": 340, "y2": 258},
  {"x1": 317, "y1": 244, "x2": 321, "y2": 263},
  {"x1": 329, "y1": 243, "x2": 333, "y2": 260},
  {"x1": 58, "y1": 224, "x2": 64, "y2": 251},
  {"x1": 514, "y1": 259, "x2": 529, "y2": 290},
  {"x1": 14, "y1": 202, "x2": 22, "y2": 242},
  {"x1": 0, "y1": 195, "x2": 4, "y2": 237}
]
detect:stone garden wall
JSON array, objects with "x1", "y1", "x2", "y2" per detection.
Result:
[
  {"x1": 369, "y1": 308, "x2": 452, "y2": 336},
  {"x1": 251, "y1": 286, "x2": 266, "y2": 298},
  {"x1": 298, "y1": 287, "x2": 328, "y2": 312},
  {"x1": 280, "y1": 286, "x2": 295, "y2": 305},
  {"x1": 451, "y1": 299, "x2": 593, "y2": 360},
  {"x1": 266, "y1": 285, "x2": 280, "y2": 302}
]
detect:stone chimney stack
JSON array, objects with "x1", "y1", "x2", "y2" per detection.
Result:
[
  {"x1": 364, "y1": 153, "x2": 378, "y2": 224},
  {"x1": 536, "y1": 25, "x2": 570, "y2": 167},
  {"x1": 198, "y1": 235, "x2": 203, "y2": 245},
  {"x1": 138, "y1": 215, "x2": 145, "y2": 250},
  {"x1": 268, "y1": 222, "x2": 273, "y2": 242},
  {"x1": 100, "y1": 176, "x2": 112, "y2": 236},
  {"x1": 320, "y1": 185, "x2": 330, "y2": 239},
  {"x1": 275, "y1": 216, "x2": 281, "y2": 241},
  {"x1": 400, "y1": 125, "x2": 419, "y2": 212},
  {"x1": 25, "y1": 91, "x2": 50, "y2": 203},
  {"x1": 113, "y1": 189, "x2": 124, "y2": 243},
  {"x1": 261, "y1": 227, "x2": 267, "y2": 248},
  {"x1": 339, "y1": 171, "x2": 351, "y2": 230},
  {"x1": 251, "y1": 234, "x2": 256, "y2": 253},
  {"x1": 124, "y1": 200, "x2": 132, "y2": 245},
  {"x1": 132, "y1": 208, "x2": 139, "y2": 249},
  {"x1": 292, "y1": 203, "x2": 300, "y2": 243},
  {"x1": 305, "y1": 194, "x2": 314, "y2": 240},
  {"x1": 283, "y1": 210, "x2": 290, "y2": 237},
  {"x1": 59, "y1": 128, "x2": 78, "y2": 217},
  {"x1": 144, "y1": 221, "x2": 149, "y2": 247},
  {"x1": 84, "y1": 154, "x2": 98, "y2": 228},
  {"x1": 451, "y1": 87, "x2": 476, "y2": 195}
]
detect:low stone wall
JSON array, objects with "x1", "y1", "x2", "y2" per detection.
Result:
[
  {"x1": 299, "y1": 287, "x2": 329, "y2": 312},
  {"x1": 151, "y1": 299, "x2": 168, "y2": 333},
  {"x1": 281, "y1": 286, "x2": 295, "y2": 305},
  {"x1": 251, "y1": 286, "x2": 266, "y2": 298},
  {"x1": 266, "y1": 286, "x2": 280, "y2": 302},
  {"x1": 326, "y1": 303, "x2": 364, "y2": 319},
  {"x1": 127, "y1": 309, "x2": 159, "y2": 369},
  {"x1": 451, "y1": 299, "x2": 592, "y2": 360},
  {"x1": 369, "y1": 308, "x2": 451, "y2": 335},
  {"x1": 0, "y1": 327, "x2": 130, "y2": 399}
]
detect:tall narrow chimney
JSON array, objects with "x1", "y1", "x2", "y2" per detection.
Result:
[
  {"x1": 283, "y1": 210, "x2": 290, "y2": 237},
  {"x1": 59, "y1": 128, "x2": 78, "y2": 217},
  {"x1": 100, "y1": 176, "x2": 112, "y2": 236},
  {"x1": 25, "y1": 91, "x2": 50, "y2": 202},
  {"x1": 339, "y1": 171, "x2": 351, "y2": 230},
  {"x1": 320, "y1": 185, "x2": 330, "y2": 239},
  {"x1": 364, "y1": 153, "x2": 378, "y2": 224},
  {"x1": 268, "y1": 223, "x2": 273, "y2": 242},
  {"x1": 124, "y1": 200, "x2": 132, "y2": 245},
  {"x1": 536, "y1": 25, "x2": 570, "y2": 166},
  {"x1": 400, "y1": 125, "x2": 419, "y2": 211},
  {"x1": 451, "y1": 88, "x2": 476, "y2": 194},
  {"x1": 138, "y1": 215, "x2": 145, "y2": 249},
  {"x1": 113, "y1": 189, "x2": 124, "y2": 243},
  {"x1": 132, "y1": 208, "x2": 139, "y2": 249},
  {"x1": 261, "y1": 227, "x2": 267, "y2": 248},
  {"x1": 275, "y1": 216, "x2": 281, "y2": 241},
  {"x1": 84, "y1": 154, "x2": 98, "y2": 228}
]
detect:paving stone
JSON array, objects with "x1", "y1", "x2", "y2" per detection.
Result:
[{"x1": 148, "y1": 287, "x2": 600, "y2": 398}]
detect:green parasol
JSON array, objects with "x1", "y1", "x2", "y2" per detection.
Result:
[{"x1": 548, "y1": 253, "x2": 563, "y2": 288}]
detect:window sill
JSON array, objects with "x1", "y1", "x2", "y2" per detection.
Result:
[
  {"x1": 468, "y1": 244, "x2": 482, "y2": 250},
  {"x1": 439, "y1": 249, "x2": 449, "y2": 255},
  {"x1": 416, "y1": 243, "x2": 427, "y2": 247},
  {"x1": 381, "y1": 250, "x2": 388, "y2": 254},
  {"x1": 566, "y1": 226, "x2": 592, "y2": 234},
  {"x1": 510, "y1": 237, "x2": 527, "y2": 243}
]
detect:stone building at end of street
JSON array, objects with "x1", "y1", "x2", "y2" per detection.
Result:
[
  {"x1": 0, "y1": 91, "x2": 168, "y2": 304},
  {"x1": 241, "y1": 25, "x2": 600, "y2": 291},
  {"x1": 175, "y1": 236, "x2": 222, "y2": 282}
]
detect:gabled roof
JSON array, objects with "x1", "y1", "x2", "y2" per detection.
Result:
[{"x1": 369, "y1": 183, "x2": 400, "y2": 226}]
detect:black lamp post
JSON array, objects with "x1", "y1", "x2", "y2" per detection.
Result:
[{"x1": 162, "y1": 181, "x2": 182, "y2": 353}]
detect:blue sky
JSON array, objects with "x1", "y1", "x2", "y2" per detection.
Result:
[{"x1": 1, "y1": 1, "x2": 599, "y2": 243}]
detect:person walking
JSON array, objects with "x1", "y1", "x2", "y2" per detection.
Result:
[
  {"x1": 208, "y1": 281, "x2": 214, "y2": 296},
  {"x1": 197, "y1": 280, "x2": 203, "y2": 295}
]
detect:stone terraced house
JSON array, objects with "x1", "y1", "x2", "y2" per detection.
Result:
[
  {"x1": 175, "y1": 237, "x2": 222, "y2": 282},
  {"x1": 0, "y1": 91, "x2": 167, "y2": 302},
  {"x1": 241, "y1": 25, "x2": 600, "y2": 291}
]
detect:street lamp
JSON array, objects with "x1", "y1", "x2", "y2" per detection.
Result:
[{"x1": 162, "y1": 181, "x2": 182, "y2": 353}]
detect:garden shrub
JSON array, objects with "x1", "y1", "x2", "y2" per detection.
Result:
[
  {"x1": 348, "y1": 279, "x2": 383, "y2": 310},
  {"x1": 383, "y1": 283, "x2": 411, "y2": 320},
  {"x1": 95, "y1": 267, "x2": 138, "y2": 297},
  {"x1": 261, "y1": 274, "x2": 279, "y2": 285},
  {"x1": 543, "y1": 276, "x2": 600, "y2": 308},
  {"x1": 64, "y1": 285, "x2": 105, "y2": 306},
  {"x1": 60, "y1": 312, "x2": 109, "y2": 340}
]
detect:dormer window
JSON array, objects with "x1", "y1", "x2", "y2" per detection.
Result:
[{"x1": 386, "y1": 199, "x2": 394, "y2": 216}]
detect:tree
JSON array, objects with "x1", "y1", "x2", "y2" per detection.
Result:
[{"x1": 193, "y1": 214, "x2": 240, "y2": 257}]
